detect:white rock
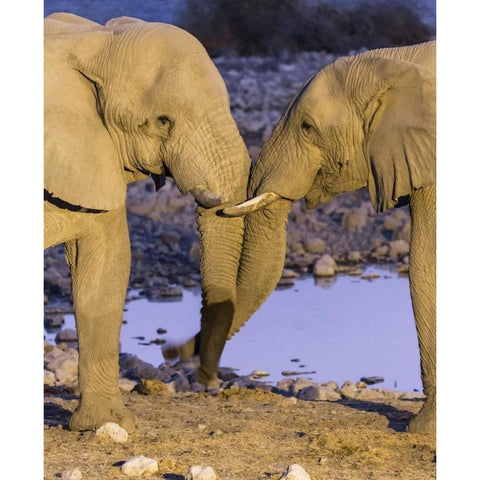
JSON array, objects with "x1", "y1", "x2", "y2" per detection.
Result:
[
  {"x1": 187, "y1": 465, "x2": 218, "y2": 480},
  {"x1": 313, "y1": 255, "x2": 337, "y2": 277},
  {"x1": 279, "y1": 464, "x2": 311, "y2": 480},
  {"x1": 54, "y1": 357, "x2": 78, "y2": 384},
  {"x1": 61, "y1": 469, "x2": 82, "y2": 480},
  {"x1": 121, "y1": 456, "x2": 158, "y2": 476},
  {"x1": 96, "y1": 422, "x2": 128, "y2": 443}
]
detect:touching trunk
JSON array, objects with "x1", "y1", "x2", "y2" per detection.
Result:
[
  {"x1": 229, "y1": 199, "x2": 293, "y2": 338},
  {"x1": 196, "y1": 206, "x2": 245, "y2": 384}
]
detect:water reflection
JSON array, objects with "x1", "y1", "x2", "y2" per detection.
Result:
[{"x1": 45, "y1": 265, "x2": 421, "y2": 392}]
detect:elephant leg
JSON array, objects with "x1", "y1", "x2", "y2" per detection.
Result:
[
  {"x1": 406, "y1": 184, "x2": 436, "y2": 435},
  {"x1": 65, "y1": 207, "x2": 135, "y2": 432}
]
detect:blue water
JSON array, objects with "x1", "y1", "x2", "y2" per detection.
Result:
[{"x1": 45, "y1": 265, "x2": 422, "y2": 392}]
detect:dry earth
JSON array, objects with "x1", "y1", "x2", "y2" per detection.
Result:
[{"x1": 44, "y1": 388, "x2": 435, "y2": 479}]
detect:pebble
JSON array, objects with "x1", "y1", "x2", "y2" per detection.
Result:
[
  {"x1": 250, "y1": 370, "x2": 269, "y2": 379},
  {"x1": 121, "y1": 456, "x2": 159, "y2": 476},
  {"x1": 96, "y1": 422, "x2": 128, "y2": 443},
  {"x1": 279, "y1": 464, "x2": 311, "y2": 480},
  {"x1": 61, "y1": 469, "x2": 82, "y2": 480},
  {"x1": 186, "y1": 465, "x2": 219, "y2": 480},
  {"x1": 281, "y1": 268, "x2": 299, "y2": 278},
  {"x1": 313, "y1": 255, "x2": 337, "y2": 277}
]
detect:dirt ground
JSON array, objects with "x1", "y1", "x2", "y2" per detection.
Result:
[{"x1": 44, "y1": 388, "x2": 435, "y2": 479}]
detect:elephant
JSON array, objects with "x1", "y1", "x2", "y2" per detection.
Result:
[
  {"x1": 44, "y1": 13, "x2": 251, "y2": 431},
  {"x1": 168, "y1": 41, "x2": 435, "y2": 433}
]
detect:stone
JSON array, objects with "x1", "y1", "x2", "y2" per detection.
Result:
[
  {"x1": 356, "y1": 381, "x2": 367, "y2": 389},
  {"x1": 297, "y1": 385, "x2": 341, "y2": 401},
  {"x1": 61, "y1": 469, "x2": 82, "y2": 480},
  {"x1": 186, "y1": 465, "x2": 218, "y2": 480},
  {"x1": 55, "y1": 328, "x2": 78, "y2": 343},
  {"x1": 347, "y1": 251, "x2": 362, "y2": 263},
  {"x1": 313, "y1": 255, "x2": 337, "y2": 277},
  {"x1": 44, "y1": 314, "x2": 65, "y2": 329},
  {"x1": 121, "y1": 456, "x2": 158, "y2": 476},
  {"x1": 303, "y1": 238, "x2": 326, "y2": 254},
  {"x1": 341, "y1": 207, "x2": 368, "y2": 232},
  {"x1": 276, "y1": 378, "x2": 294, "y2": 394},
  {"x1": 44, "y1": 369, "x2": 56, "y2": 386},
  {"x1": 321, "y1": 381, "x2": 338, "y2": 391},
  {"x1": 54, "y1": 357, "x2": 78, "y2": 384},
  {"x1": 188, "y1": 242, "x2": 201, "y2": 263},
  {"x1": 281, "y1": 268, "x2": 299, "y2": 278},
  {"x1": 353, "y1": 388, "x2": 385, "y2": 401},
  {"x1": 290, "y1": 378, "x2": 314, "y2": 396},
  {"x1": 250, "y1": 370, "x2": 270, "y2": 379},
  {"x1": 133, "y1": 379, "x2": 171, "y2": 396},
  {"x1": 277, "y1": 277, "x2": 295, "y2": 288},
  {"x1": 279, "y1": 464, "x2": 311, "y2": 480},
  {"x1": 96, "y1": 422, "x2": 128, "y2": 443},
  {"x1": 374, "y1": 245, "x2": 389, "y2": 257},
  {"x1": 119, "y1": 377, "x2": 138, "y2": 392},
  {"x1": 389, "y1": 239, "x2": 410, "y2": 260},
  {"x1": 339, "y1": 381, "x2": 357, "y2": 398}
]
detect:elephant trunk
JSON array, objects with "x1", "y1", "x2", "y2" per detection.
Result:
[{"x1": 228, "y1": 198, "x2": 293, "y2": 339}]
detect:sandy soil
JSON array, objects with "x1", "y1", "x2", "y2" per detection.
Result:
[{"x1": 44, "y1": 388, "x2": 435, "y2": 479}]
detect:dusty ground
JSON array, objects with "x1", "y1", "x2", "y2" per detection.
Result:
[{"x1": 44, "y1": 388, "x2": 435, "y2": 479}]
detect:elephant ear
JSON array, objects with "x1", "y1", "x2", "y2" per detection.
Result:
[
  {"x1": 44, "y1": 26, "x2": 127, "y2": 211},
  {"x1": 362, "y1": 57, "x2": 436, "y2": 212}
]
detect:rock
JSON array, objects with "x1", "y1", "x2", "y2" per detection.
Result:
[
  {"x1": 339, "y1": 381, "x2": 357, "y2": 398},
  {"x1": 360, "y1": 273, "x2": 381, "y2": 281},
  {"x1": 134, "y1": 379, "x2": 171, "y2": 396},
  {"x1": 341, "y1": 207, "x2": 368, "y2": 232},
  {"x1": 320, "y1": 381, "x2": 338, "y2": 391},
  {"x1": 160, "y1": 231, "x2": 180, "y2": 245},
  {"x1": 347, "y1": 251, "x2": 362, "y2": 263},
  {"x1": 277, "y1": 277, "x2": 295, "y2": 287},
  {"x1": 187, "y1": 466, "x2": 219, "y2": 480},
  {"x1": 374, "y1": 245, "x2": 389, "y2": 257},
  {"x1": 156, "y1": 328, "x2": 168, "y2": 335},
  {"x1": 389, "y1": 240, "x2": 410, "y2": 260},
  {"x1": 250, "y1": 370, "x2": 270, "y2": 379},
  {"x1": 119, "y1": 377, "x2": 138, "y2": 392},
  {"x1": 61, "y1": 469, "x2": 82, "y2": 480},
  {"x1": 303, "y1": 238, "x2": 326, "y2": 254},
  {"x1": 121, "y1": 456, "x2": 158, "y2": 476},
  {"x1": 353, "y1": 388, "x2": 385, "y2": 401},
  {"x1": 313, "y1": 255, "x2": 337, "y2": 277},
  {"x1": 297, "y1": 385, "x2": 341, "y2": 401},
  {"x1": 45, "y1": 346, "x2": 79, "y2": 384},
  {"x1": 397, "y1": 264, "x2": 409, "y2": 274},
  {"x1": 281, "y1": 268, "x2": 299, "y2": 278},
  {"x1": 290, "y1": 378, "x2": 314, "y2": 396},
  {"x1": 54, "y1": 357, "x2": 78, "y2": 384},
  {"x1": 275, "y1": 379, "x2": 294, "y2": 394},
  {"x1": 44, "y1": 369, "x2": 56, "y2": 386},
  {"x1": 142, "y1": 285, "x2": 183, "y2": 300},
  {"x1": 279, "y1": 464, "x2": 311, "y2": 480},
  {"x1": 55, "y1": 328, "x2": 78, "y2": 343},
  {"x1": 360, "y1": 376, "x2": 384, "y2": 385},
  {"x1": 356, "y1": 381, "x2": 367, "y2": 389},
  {"x1": 44, "y1": 314, "x2": 65, "y2": 329},
  {"x1": 96, "y1": 422, "x2": 128, "y2": 443}
]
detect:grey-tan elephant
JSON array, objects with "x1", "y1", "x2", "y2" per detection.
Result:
[
  {"x1": 44, "y1": 13, "x2": 251, "y2": 431},
  {"x1": 220, "y1": 41, "x2": 435, "y2": 434}
]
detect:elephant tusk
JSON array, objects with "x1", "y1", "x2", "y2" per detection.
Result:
[
  {"x1": 222, "y1": 192, "x2": 281, "y2": 217},
  {"x1": 189, "y1": 188, "x2": 225, "y2": 208}
]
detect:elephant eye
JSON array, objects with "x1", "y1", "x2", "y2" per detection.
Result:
[
  {"x1": 301, "y1": 120, "x2": 313, "y2": 134},
  {"x1": 157, "y1": 115, "x2": 172, "y2": 126}
]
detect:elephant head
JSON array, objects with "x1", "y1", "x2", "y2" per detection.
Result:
[
  {"x1": 44, "y1": 14, "x2": 251, "y2": 385},
  {"x1": 221, "y1": 41, "x2": 436, "y2": 341}
]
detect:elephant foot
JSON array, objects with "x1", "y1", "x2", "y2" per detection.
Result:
[
  {"x1": 69, "y1": 395, "x2": 136, "y2": 432},
  {"x1": 197, "y1": 367, "x2": 221, "y2": 390},
  {"x1": 406, "y1": 398, "x2": 436, "y2": 435}
]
